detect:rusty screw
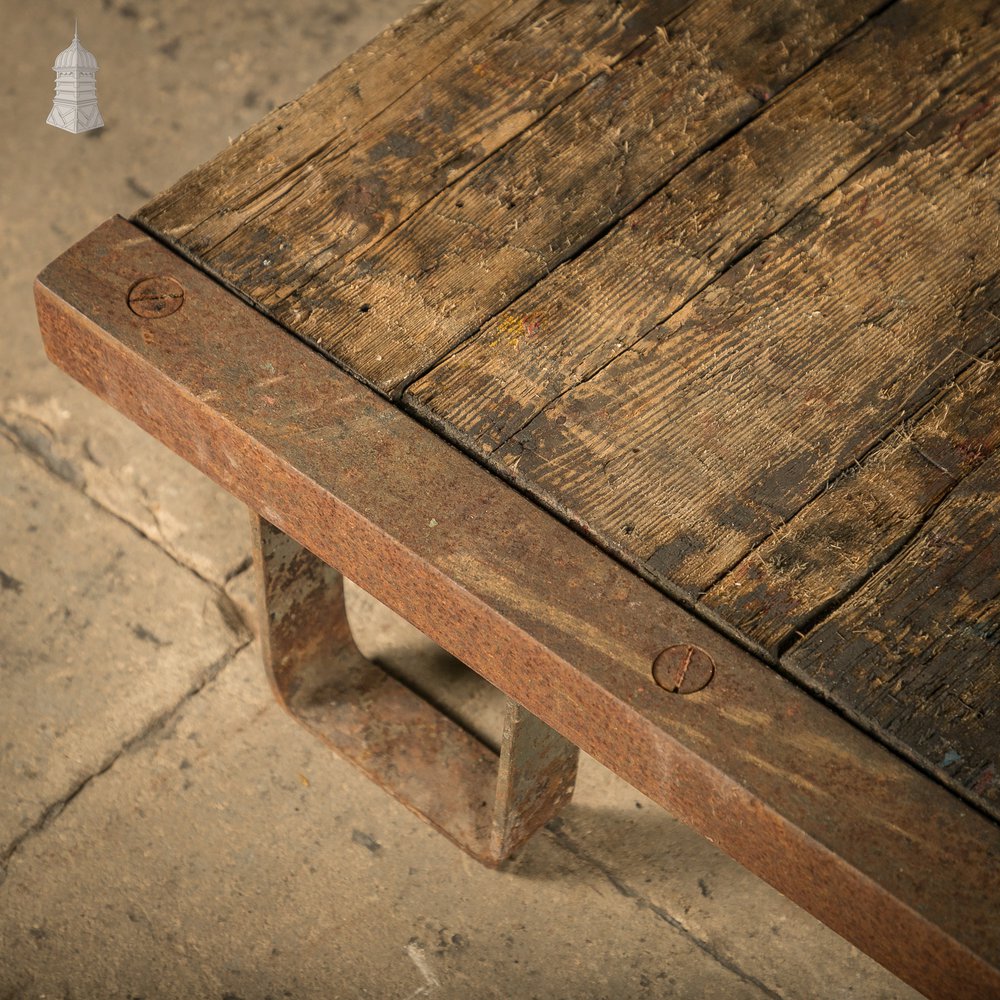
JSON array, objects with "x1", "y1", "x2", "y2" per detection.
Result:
[
  {"x1": 652, "y1": 644, "x2": 715, "y2": 694},
  {"x1": 127, "y1": 275, "x2": 184, "y2": 318}
]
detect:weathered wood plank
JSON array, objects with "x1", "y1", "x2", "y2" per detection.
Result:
[
  {"x1": 476, "y1": 68, "x2": 998, "y2": 622},
  {"x1": 138, "y1": 0, "x2": 522, "y2": 240},
  {"x1": 262, "y1": 0, "x2": 888, "y2": 393},
  {"x1": 783, "y1": 446, "x2": 1000, "y2": 820},
  {"x1": 407, "y1": 0, "x2": 998, "y2": 452},
  {"x1": 703, "y1": 351, "x2": 1000, "y2": 655},
  {"x1": 140, "y1": 0, "x2": 696, "y2": 299}
]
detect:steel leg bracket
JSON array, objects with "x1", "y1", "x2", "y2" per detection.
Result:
[{"x1": 250, "y1": 513, "x2": 579, "y2": 866}]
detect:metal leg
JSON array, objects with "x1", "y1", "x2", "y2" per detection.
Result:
[{"x1": 250, "y1": 512, "x2": 579, "y2": 866}]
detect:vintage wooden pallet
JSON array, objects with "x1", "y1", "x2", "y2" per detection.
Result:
[{"x1": 35, "y1": 0, "x2": 999, "y2": 997}]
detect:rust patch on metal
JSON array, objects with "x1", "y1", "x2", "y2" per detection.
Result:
[{"x1": 251, "y1": 514, "x2": 578, "y2": 868}]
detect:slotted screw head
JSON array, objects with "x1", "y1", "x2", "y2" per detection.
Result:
[
  {"x1": 652, "y1": 644, "x2": 715, "y2": 694},
  {"x1": 127, "y1": 275, "x2": 184, "y2": 318}
]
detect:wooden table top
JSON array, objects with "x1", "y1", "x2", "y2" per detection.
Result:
[{"x1": 135, "y1": 0, "x2": 999, "y2": 823}]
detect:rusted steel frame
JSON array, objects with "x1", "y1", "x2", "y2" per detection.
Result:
[
  {"x1": 251, "y1": 512, "x2": 578, "y2": 866},
  {"x1": 34, "y1": 218, "x2": 1000, "y2": 1000}
]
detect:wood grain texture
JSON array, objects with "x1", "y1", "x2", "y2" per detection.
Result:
[
  {"x1": 407, "y1": 0, "x2": 998, "y2": 451},
  {"x1": 138, "y1": 0, "x2": 521, "y2": 240},
  {"x1": 138, "y1": 0, "x2": 882, "y2": 393},
  {"x1": 483, "y1": 68, "x2": 998, "y2": 602},
  {"x1": 704, "y1": 350, "x2": 1000, "y2": 654},
  {"x1": 139, "y1": 0, "x2": 697, "y2": 315},
  {"x1": 784, "y1": 446, "x2": 1000, "y2": 820},
  {"x1": 191, "y1": 0, "x2": 887, "y2": 394}
]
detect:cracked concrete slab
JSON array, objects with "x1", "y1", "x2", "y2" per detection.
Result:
[
  {"x1": 0, "y1": 434, "x2": 248, "y2": 856},
  {"x1": 0, "y1": 647, "x2": 771, "y2": 1000},
  {"x1": 224, "y1": 559, "x2": 259, "y2": 640},
  {"x1": 1, "y1": 393, "x2": 252, "y2": 585},
  {"x1": 553, "y1": 765, "x2": 919, "y2": 1000}
]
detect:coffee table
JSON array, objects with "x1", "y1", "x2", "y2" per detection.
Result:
[{"x1": 35, "y1": 1, "x2": 1000, "y2": 996}]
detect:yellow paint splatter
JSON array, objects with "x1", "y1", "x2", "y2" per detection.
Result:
[{"x1": 492, "y1": 311, "x2": 544, "y2": 348}]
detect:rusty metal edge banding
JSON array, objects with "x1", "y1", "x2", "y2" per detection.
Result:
[{"x1": 34, "y1": 218, "x2": 1000, "y2": 1000}]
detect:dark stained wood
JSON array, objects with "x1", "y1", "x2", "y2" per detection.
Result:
[
  {"x1": 279, "y1": 0, "x2": 888, "y2": 392},
  {"x1": 704, "y1": 355, "x2": 1000, "y2": 655},
  {"x1": 485, "y1": 67, "x2": 998, "y2": 600},
  {"x1": 138, "y1": 0, "x2": 699, "y2": 313},
  {"x1": 784, "y1": 448, "x2": 1000, "y2": 821},
  {"x1": 138, "y1": 0, "x2": 540, "y2": 242},
  {"x1": 406, "y1": 0, "x2": 998, "y2": 450},
  {"x1": 138, "y1": 0, "x2": 889, "y2": 395}
]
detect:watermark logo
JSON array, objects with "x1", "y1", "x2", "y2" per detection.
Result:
[{"x1": 47, "y1": 20, "x2": 104, "y2": 134}]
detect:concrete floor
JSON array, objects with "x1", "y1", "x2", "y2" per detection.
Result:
[{"x1": 0, "y1": 2, "x2": 923, "y2": 997}]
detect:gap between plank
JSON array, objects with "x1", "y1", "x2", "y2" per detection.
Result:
[
  {"x1": 265, "y1": 0, "x2": 703, "y2": 311},
  {"x1": 705, "y1": 339, "x2": 1000, "y2": 610},
  {"x1": 393, "y1": 0, "x2": 904, "y2": 401},
  {"x1": 156, "y1": 0, "x2": 550, "y2": 242}
]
